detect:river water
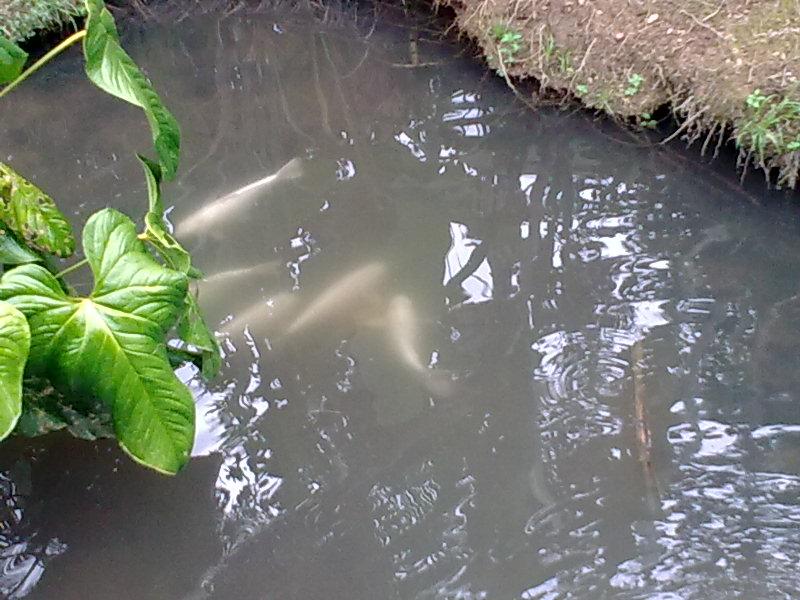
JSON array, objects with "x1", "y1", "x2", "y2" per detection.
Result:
[{"x1": 1, "y1": 4, "x2": 800, "y2": 599}]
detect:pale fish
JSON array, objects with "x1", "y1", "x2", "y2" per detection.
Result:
[
  {"x1": 176, "y1": 157, "x2": 305, "y2": 237},
  {"x1": 202, "y1": 260, "x2": 282, "y2": 285},
  {"x1": 285, "y1": 262, "x2": 388, "y2": 335},
  {"x1": 197, "y1": 260, "x2": 283, "y2": 310},
  {"x1": 385, "y1": 294, "x2": 453, "y2": 397}
]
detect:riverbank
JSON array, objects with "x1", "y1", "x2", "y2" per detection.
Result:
[
  {"x1": 4, "y1": 0, "x2": 800, "y2": 188},
  {"x1": 440, "y1": 0, "x2": 800, "y2": 188}
]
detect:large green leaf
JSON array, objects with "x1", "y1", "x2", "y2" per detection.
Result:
[
  {"x1": 0, "y1": 163, "x2": 76, "y2": 257},
  {"x1": 0, "y1": 209, "x2": 194, "y2": 474},
  {"x1": 177, "y1": 291, "x2": 221, "y2": 379},
  {"x1": 0, "y1": 36, "x2": 27, "y2": 84},
  {"x1": 0, "y1": 301, "x2": 29, "y2": 440},
  {"x1": 138, "y1": 155, "x2": 193, "y2": 274},
  {"x1": 0, "y1": 225, "x2": 41, "y2": 265},
  {"x1": 137, "y1": 156, "x2": 220, "y2": 377},
  {"x1": 83, "y1": 0, "x2": 180, "y2": 179}
]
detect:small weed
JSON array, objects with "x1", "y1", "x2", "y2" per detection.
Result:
[
  {"x1": 746, "y1": 89, "x2": 769, "y2": 110},
  {"x1": 575, "y1": 83, "x2": 589, "y2": 95},
  {"x1": 624, "y1": 73, "x2": 644, "y2": 97},
  {"x1": 490, "y1": 24, "x2": 524, "y2": 64},
  {"x1": 640, "y1": 112, "x2": 657, "y2": 128}
]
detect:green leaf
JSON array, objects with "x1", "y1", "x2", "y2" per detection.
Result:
[
  {"x1": 0, "y1": 36, "x2": 27, "y2": 85},
  {"x1": 0, "y1": 301, "x2": 29, "y2": 440},
  {"x1": 187, "y1": 264, "x2": 205, "y2": 279},
  {"x1": 83, "y1": 0, "x2": 181, "y2": 179},
  {"x1": 0, "y1": 163, "x2": 76, "y2": 257},
  {"x1": 140, "y1": 154, "x2": 164, "y2": 215},
  {"x1": 0, "y1": 226, "x2": 41, "y2": 265},
  {"x1": 18, "y1": 377, "x2": 113, "y2": 441},
  {"x1": 138, "y1": 155, "x2": 193, "y2": 274},
  {"x1": 138, "y1": 157, "x2": 218, "y2": 377},
  {"x1": 177, "y1": 291, "x2": 221, "y2": 379},
  {"x1": 0, "y1": 208, "x2": 194, "y2": 474}
]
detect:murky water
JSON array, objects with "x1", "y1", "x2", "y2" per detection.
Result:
[{"x1": 2, "y1": 5, "x2": 800, "y2": 598}]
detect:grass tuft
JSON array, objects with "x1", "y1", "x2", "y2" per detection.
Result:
[
  {"x1": 0, "y1": 0, "x2": 85, "y2": 43},
  {"x1": 736, "y1": 90, "x2": 800, "y2": 182}
]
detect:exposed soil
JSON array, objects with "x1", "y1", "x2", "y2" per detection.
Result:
[
  {"x1": 439, "y1": 0, "x2": 800, "y2": 187},
  {"x1": 4, "y1": 0, "x2": 800, "y2": 187}
]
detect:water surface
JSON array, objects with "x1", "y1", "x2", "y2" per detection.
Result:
[{"x1": 2, "y1": 5, "x2": 800, "y2": 599}]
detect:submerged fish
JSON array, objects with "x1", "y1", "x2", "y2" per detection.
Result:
[
  {"x1": 202, "y1": 260, "x2": 282, "y2": 285},
  {"x1": 286, "y1": 262, "x2": 388, "y2": 335},
  {"x1": 196, "y1": 261, "x2": 283, "y2": 313},
  {"x1": 385, "y1": 294, "x2": 453, "y2": 397},
  {"x1": 177, "y1": 157, "x2": 305, "y2": 237}
]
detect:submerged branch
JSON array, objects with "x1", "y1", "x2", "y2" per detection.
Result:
[{"x1": 631, "y1": 340, "x2": 662, "y2": 512}]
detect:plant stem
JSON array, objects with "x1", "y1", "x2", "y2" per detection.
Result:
[
  {"x1": 56, "y1": 258, "x2": 89, "y2": 278},
  {"x1": 0, "y1": 29, "x2": 87, "y2": 100}
]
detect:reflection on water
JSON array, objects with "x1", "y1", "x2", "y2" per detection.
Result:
[{"x1": 2, "y1": 4, "x2": 800, "y2": 598}]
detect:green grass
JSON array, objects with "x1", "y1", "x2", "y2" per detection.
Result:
[
  {"x1": 555, "y1": 48, "x2": 572, "y2": 74},
  {"x1": 736, "y1": 91, "x2": 800, "y2": 163},
  {"x1": 0, "y1": 0, "x2": 85, "y2": 43},
  {"x1": 537, "y1": 31, "x2": 572, "y2": 75},
  {"x1": 542, "y1": 31, "x2": 556, "y2": 62}
]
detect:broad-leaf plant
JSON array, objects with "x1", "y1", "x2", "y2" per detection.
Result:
[{"x1": 0, "y1": 0, "x2": 219, "y2": 474}]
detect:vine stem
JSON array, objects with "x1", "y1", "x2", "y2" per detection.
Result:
[
  {"x1": 0, "y1": 30, "x2": 87, "y2": 100},
  {"x1": 56, "y1": 258, "x2": 89, "y2": 279}
]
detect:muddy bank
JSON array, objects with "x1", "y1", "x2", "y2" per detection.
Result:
[
  {"x1": 5, "y1": 0, "x2": 800, "y2": 188},
  {"x1": 439, "y1": 0, "x2": 800, "y2": 187}
]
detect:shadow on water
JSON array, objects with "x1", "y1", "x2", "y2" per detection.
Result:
[
  {"x1": 0, "y1": 434, "x2": 221, "y2": 599},
  {"x1": 2, "y1": 2, "x2": 800, "y2": 598}
]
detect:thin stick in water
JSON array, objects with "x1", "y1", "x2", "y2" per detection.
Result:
[{"x1": 631, "y1": 340, "x2": 662, "y2": 512}]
